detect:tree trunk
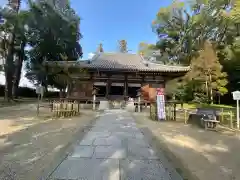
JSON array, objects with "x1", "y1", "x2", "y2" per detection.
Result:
[
  {"x1": 209, "y1": 74, "x2": 213, "y2": 104},
  {"x1": 41, "y1": 81, "x2": 48, "y2": 98},
  {"x1": 59, "y1": 89, "x2": 64, "y2": 98},
  {"x1": 12, "y1": 41, "x2": 25, "y2": 98},
  {"x1": 4, "y1": 33, "x2": 15, "y2": 102},
  {"x1": 205, "y1": 75, "x2": 208, "y2": 99},
  {"x1": 218, "y1": 94, "x2": 221, "y2": 104}
]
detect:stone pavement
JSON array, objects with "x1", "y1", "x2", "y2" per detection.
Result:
[{"x1": 49, "y1": 109, "x2": 182, "y2": 180}]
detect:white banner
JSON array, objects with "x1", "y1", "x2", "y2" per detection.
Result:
[{"x1": 156, "y1": 88, "x2": 165, "y2": 120}]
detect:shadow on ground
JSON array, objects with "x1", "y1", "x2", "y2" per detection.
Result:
[
  {"x1": 133, "y1": 113, "x2": 240, "y2": 180},
  {"x1": 0, "y1": 104, "x2": 97, "y2": 180}
]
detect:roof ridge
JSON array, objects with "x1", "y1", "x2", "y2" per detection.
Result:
[
  {"x1": 98, "y1": 52, "x2": 139, "y2": 55},
  {"x1": 90, "y1": 53, "x2": 101, "y2": 61},
  {"x1": 146, "y1": 61, "x2": 190, "y2": 68}
]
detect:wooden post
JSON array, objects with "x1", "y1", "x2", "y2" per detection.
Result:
[
  {"x1": 106, "y1": 74, "x2": 111, "y2": 99},
  {"x1": 221, "y1": 108, "x2": 224, "y2": 123},
  {"x1": 174, "y1": 103, "x2": 176, "y2": 121},
  {"x1": 237, "y1": 99, "x2": 240, "y2": 129},
  {"x1": 138, "y1": 95, "x2": 141, "y2": 113},
  {"x1": 184, "y1": 109, "x2": 187, "y2": 124},
  {"x1": 124, "y1": 75, "x2": 128, "y2": 97},
  {"x1": 230, "y1": 111, "x2": 233, "y2": 129},
  {"x1": 93, "y1": 88, "x2": 96, "y2": 110},
  {"x1": 37, "y1": 93, "x2": 40, "y2": 116}
]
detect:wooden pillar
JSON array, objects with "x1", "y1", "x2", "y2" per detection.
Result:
[
  {"x1": 93, "y1": 90, "x2": 96, "y2": 110},
  {"x1": 66, "y1": 81, "x2": 73, "y2": 98},
  {"x1": 106, "y1": 80, "x2": 109, "y2": 98},
  {"x1": 141, "y1": 75, "x2": 145, "y2": 86},
  {"x1": 124, "y1": 75, "x2": 128, "y2": 97},
  {"x1": 106, "y1": 74, "x2": 111, "y2": 98},
  {"x1": 90, "y1": 72, "x2": 95, "y2": 99}
]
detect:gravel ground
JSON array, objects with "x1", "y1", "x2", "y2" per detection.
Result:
[
  {"x1": 0, "y1": 103, "x2": 97, "y2": 180},
  {"x1": 133, "y1": 112, "x2": 240, "y2": 180}
]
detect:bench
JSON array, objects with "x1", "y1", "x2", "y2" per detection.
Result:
[
  {"x1": 188, "y1": 108, "x2": 220, "y2": 130},
  {"x1": 200, "y1": 114, "x2": 220, "y2": 130}
]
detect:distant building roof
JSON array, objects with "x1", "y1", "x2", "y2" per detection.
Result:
[{"x1": 47, "y1": 52, "x2": 190, "y2": 73}]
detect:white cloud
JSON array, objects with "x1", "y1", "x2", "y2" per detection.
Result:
[{"x1": 88, "y1": 52, "x2": 95, "y2": 59}]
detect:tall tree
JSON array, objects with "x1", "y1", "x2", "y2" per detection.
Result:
[
  {"x1": 12, "y1": 10, "x2": 29, "y2": 98},
  {"x1": 0, "y1": 0, "x2": 21, "y2": 101},
  {"x1": 152, "y1": 0, "x2": 202, "y2": 65},
  {"x1": 97, "y1": 43, "x2": 104, "y2": 53},
  {"x1": 25, "y1": 0, "x2": 82, "y2": 94},
  {"x1": 119, "y1": 40, "x2": 128, "y2": 53},
  {"x1": 185, "y1": 41, "x2": 228, "y2": 103},
  {"x1": 138, "y1": 42, "x2": 156, "y2": 57}
]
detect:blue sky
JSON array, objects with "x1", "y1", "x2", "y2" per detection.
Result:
[
  {"x1": 70, "y1": 0, "x2": 173, "y2": 59},
  {"x1": 0, "y1": 0, "x2": 173, "y2": 58}
]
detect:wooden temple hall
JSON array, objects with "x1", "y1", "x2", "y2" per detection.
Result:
[{"x1": 46, "y1": 52, "x2": 189, "y2": 101}]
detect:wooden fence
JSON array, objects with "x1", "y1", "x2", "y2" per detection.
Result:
[
  {"x1": 50, "y1": 100, "x2": 80, "y2": 117},
  {"x1": 150, "y1": 103, "x2": 238, "y2": 129}
]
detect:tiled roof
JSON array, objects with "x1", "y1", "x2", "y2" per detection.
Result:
[{"x1": 47, "y1": 53, "x2": 190, "y2": 72}]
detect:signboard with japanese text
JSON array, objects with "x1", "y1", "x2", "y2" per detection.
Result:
[
  {"x1": 156, "y1": 88, "x2": 166, "y2": 120},
  {"x1": 232, "y1": 91, "x2": 240, "y2": 100},
  {"x1": 36, "y1": 86, "x2": 44, "y2": 96}
]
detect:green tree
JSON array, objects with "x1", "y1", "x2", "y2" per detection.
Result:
[
  {"x1": 152, "y1": 0, "x2": 202, "y2": 65},
  {"x1": 151, "y1": 0, "x2": 239, "y2": 104},
  {"x1": 119, "y1": 40, "x2": 128, "y2": 53},
  {"x1": 186, "y1": 41, "x2": 228, "y2": 103},
  {"x1": 12, "y1": 10, "x2": 29, "y2": 98},
  {"x1": 25, "y1": 0, "x2": 82, "y2": 93},
  {"x1": 138, "y1": 42, "x2": 156, "y2": 58},
  {"x1": 97, "y1": 43, "x2": 104, "y2": 53},
  {"x1": 0, "y1": 0, "x2": 22, "y2": 101}
]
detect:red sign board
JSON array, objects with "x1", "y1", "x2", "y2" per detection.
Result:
[{"x1": 156, "y1": 88, "x2": 164, "y2": 95}]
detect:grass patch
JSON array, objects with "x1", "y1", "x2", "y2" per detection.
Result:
[
  {"x1": 176, "y1": 103, "x2": 237, "y2": 129},
  {"x1": 176, "y1": 103, "x2": 234, "y2": 110}
]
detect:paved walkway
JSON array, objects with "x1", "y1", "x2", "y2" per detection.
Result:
[{"x1": 49, "y1": 109, "x2": 182, "y2": 180}]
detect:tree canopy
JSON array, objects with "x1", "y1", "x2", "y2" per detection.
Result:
[
  {"x1": 25, "y1": 0, "x2": 82, "y2": 90},
  {"x1": 0, "y1": 0, "x2": 83, "y2": 100},
  {"x1": 148, "y1": 0, "x2": 240, "y2": 104}
]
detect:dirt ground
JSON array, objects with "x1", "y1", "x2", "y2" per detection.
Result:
[
  {"x1": 0, "y1": 103, "x2": 97, "y2": 180},
  {"x1": 0, "y1": 97, "x2": 37, "y2": 108},
  {"x1": 133, "y1": 112, "x2": 240, "y2": 180}
]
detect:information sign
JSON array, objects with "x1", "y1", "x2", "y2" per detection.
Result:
[{"x1": 156, "y1": 88, "x2": 166, "y2": 120}]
